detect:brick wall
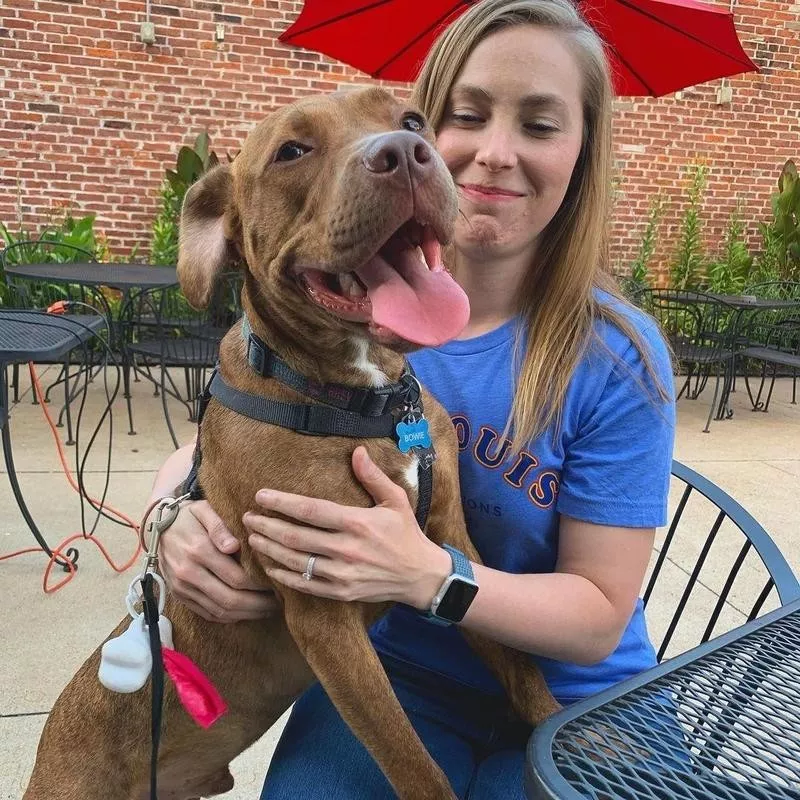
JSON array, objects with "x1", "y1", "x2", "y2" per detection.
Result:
[{"x1": 1, "y1": 0, "x2": 798, "y2": 282}]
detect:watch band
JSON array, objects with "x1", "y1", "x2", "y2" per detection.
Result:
[
  {"x1": 422, "y1": 545, "x2": 478, "y2": 626},
  {"x1": 442, "y1": 544, "x2": 474, "y2": 581}
]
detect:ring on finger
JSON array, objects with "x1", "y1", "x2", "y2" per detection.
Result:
[{"x1": 302, "y1": 554, "x2": 317, "y2": 581}]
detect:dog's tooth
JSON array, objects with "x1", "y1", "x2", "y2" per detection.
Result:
[
  {"x1": 339, "y1": 272, "x2": 365, "y2": 298},
  {"x1": 416, "y1": 246, "x2": 428, "y2": 269}
]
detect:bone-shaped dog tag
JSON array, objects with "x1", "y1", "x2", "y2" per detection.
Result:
[{"x1": 98, "y1": 614, "x2": 174, "y2": 693}]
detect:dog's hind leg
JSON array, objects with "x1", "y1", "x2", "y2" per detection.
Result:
[
  {"x1": 281, "y1": 593, "x2": 457, "y2": 800},
  {"x1": 460, "y1": 630, "x2": 561, "y2": 726}
]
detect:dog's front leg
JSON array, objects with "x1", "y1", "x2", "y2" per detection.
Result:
[
  {"x1": 424, "y1": 463, "x2": 561, "y2": 727},
  {"x1": 281, "y1": 591, "x2": 457, "y2": 800}
]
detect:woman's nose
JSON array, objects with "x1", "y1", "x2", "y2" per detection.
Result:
[{"x1": 475, "y1": 126, "x2": 517, "y2": 171}]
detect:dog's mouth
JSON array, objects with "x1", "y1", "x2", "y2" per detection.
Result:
[{"x1": 298, "y1": 219, "x2": 469, "y2": 347}]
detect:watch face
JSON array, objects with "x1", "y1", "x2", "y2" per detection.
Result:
[{"x1": 436, "y1": 580, "x2": 479, "y2": 623}]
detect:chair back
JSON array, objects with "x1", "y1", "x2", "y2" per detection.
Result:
[
  {"x1": 644, "y1": 460, "x2": 800, "y2": 662},
  {"x1": 122, "y1": 271, "x2": 242, "y2": 367},
  {"x1": 742, "y1": 308, "x2": 800, "y2": 353},
  {"x1": 745, "y1": 280, "x2": 800, "y2": 301},
  {"x1": 639, "y1": 289, "x2": 733, "y2": 365}
]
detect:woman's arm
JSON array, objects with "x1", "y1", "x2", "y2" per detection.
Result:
[
  {"x1": 146, "y1": 436, "x2": 196, "y2": 504},
  {"x1": 148, "y1": 436, "x2": 278, "y2": 622},
  {"x1": 462, "y1": 516, "x2": 655, "y2": 664},
  {"x1": 245, "y1": 446, "x2": 654, "y2": 666}
]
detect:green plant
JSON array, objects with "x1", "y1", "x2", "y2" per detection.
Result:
[
  {"x1": 624, "y1": 195, "x2": 663, "y2": 299},
  {"x1": 768, "y1": 159, "x2": 800, "y2": 279},
  {"x1": 150, "y1": 181, "x2": 182, "y2": 266},
  {"x1": 669, "y1": 163, "x2": 708, "y2": 291},
  {"x1": 150, "y1": 131, "x2": 222, "y2": 265},
  {"x1": 707, "y1": 203, "x2": 753, "y2": 295}
]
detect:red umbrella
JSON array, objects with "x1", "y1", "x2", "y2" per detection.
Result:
[{"x1": 279, "y1": 0, "x2": 758, "y2": 97}]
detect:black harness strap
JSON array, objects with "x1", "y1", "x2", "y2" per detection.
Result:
[
  {"x1": 209, "y1": 371, "x2": 398, "y2": 439},
  {"x1": 185, "y1": 322, "x2": 435, "y2": 530}
]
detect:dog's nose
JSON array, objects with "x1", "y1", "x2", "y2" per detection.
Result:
[{"x1": 363, "y1": 132, "x2": 433, "y2": 177}]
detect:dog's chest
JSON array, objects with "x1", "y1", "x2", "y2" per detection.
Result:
[{"x1": 198, "y1": 401, "x2": 421, "y2": 516}]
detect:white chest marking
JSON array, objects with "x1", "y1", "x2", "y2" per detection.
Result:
[
  {"x1": 402, "y1": 456, "x2": 419, "y2": 492},
  {"x1": 350, "y1": 337, "x2": 388, "y2": 387}
]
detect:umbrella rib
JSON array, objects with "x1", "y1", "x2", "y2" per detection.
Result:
[
  {"x1": 284, "y1": 0, "x2": 394, "y2": 38},
  {"x1": 615, "y1": 0, "x2": 755, "y2": 69},
  {"x1": 375, "y1": 1, "x2": 469, "y2": 77},
  {"x1": 605, "y1": 41, "x2": 657, "y2": 95}
]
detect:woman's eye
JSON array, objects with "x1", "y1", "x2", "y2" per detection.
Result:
[
  {"x1": 525, "y1": 122, "x2": 559, "y2": 135},
  {"x1": 401, "y1": 113, "x2": 426, "y2": 132},
  {"x1": 451, "y1": 112, "x2": 483, "y2": 124},
  {"x1": 274, "y1": 141, "x2": 312, "y2": 162}
]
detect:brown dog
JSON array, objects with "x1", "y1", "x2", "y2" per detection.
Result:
[{"x1": 24, "y1": 88, "x2": 559, "y2": 800}]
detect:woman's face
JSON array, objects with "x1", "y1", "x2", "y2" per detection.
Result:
[{"x1": 436, "y1": 25, "x2": 585, "y2": 265}]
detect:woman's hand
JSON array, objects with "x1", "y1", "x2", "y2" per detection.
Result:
[
  {"x1": 160, "y1": 500, "x2": 279, "y2": 623},
  {"x1": 244, "y1": 446, "x2": 451, "y2": 610}
]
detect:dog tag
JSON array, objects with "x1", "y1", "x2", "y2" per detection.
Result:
[
  {"x1": 98, "y1": 614, "x2": 174, "y2": 694},
  {"x1": 395, "y1": 416, "x2": 432, "y2": 453}
]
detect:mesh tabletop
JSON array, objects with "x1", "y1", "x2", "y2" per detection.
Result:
[
  {"x1": 527, "y1": 600, "x2": 800, "y2": 799},
  {"x1": 5, "y1": 262, "x2": 177, "y2": 289},
  {"x1": 0, "y1": 311, "x2": 105, "y2": 363}
]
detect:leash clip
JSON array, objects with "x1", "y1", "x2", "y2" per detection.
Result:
[{"x1": 143, "y1": 493, "x2": 191, "y2": 575}]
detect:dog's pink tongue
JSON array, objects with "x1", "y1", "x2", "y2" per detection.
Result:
[{"x1": 355, "y1": 244, "x2": 469, "y2": 346}]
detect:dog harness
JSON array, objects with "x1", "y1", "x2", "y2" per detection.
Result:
[{"x1": 184, "y1": 317, "x2": 435, "y2": 529}]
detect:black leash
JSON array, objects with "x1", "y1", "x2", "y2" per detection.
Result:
[{"x1": 141, "y1": 573, "x2": 164, "y2": 800}]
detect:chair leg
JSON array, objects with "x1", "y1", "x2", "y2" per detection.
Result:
[
  {"x1": 122, "y1": 357, "x2": 136, "y2": 436},
  {"x1": 703, "y1": 366, "x2": 723, "y2": 433},
  {"x1": 751, "y1": 362, "x2": 769, "y2": 411},
  {"x1": 161, "y1": 367, "x2": 180, "y2": 450},
  {"x1": 761, "y1": 363, "x2": 779, "y2": 413},
  {"x1": 29, "y1": 363, "x2": 39, "y2": 405},
  {"x1": 792, "y1": 370, "x2": 797, "y2": 405},
  {"x1": 677, "y1": 367, "x2": 691, "y2": 401},
  {"x1": 62, "y1": 353, "x2": 75, "y2": 446},
  {"x1": 44, "y1": 363, "x2": 68, "y2": 403}
]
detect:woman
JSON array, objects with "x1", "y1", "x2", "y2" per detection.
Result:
[{"x1": 150, "y1": 1, "x2": 675, "y2": 797}]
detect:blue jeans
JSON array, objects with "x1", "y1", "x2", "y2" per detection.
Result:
[{"x1": 260, "y1": 654, "x2": 533, "y2": 799}]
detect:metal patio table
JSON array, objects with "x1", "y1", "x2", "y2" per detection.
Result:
[
  {"x1": 5, "y1": 262, "x2": 180, "y2": 430},
  {"x1": 0, "y1": 311, "x2": 105, "y2": 568},
  {"x1": 4, "y1": 262, "x2": 178, "y2": 293},
  {"x1": 526, "y1": 598, "x2": 800, "y2": 799}
]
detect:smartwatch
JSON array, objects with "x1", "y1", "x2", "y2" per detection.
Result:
[{"x1": 423, "y1": 545, "x2": 479, "y2": 626}]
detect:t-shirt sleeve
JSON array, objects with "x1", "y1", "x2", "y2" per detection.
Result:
[{"x1": 556, "y1": 320, "x2": 676, "y2": 528}]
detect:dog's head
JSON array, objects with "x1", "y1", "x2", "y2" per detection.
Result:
[{"x1": 177, "y1": 87, "x2": 468, "y2": 353}]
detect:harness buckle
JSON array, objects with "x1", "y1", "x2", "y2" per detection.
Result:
[{"x1": 246, "y1": 335, "x2": 266, "y2": 375}]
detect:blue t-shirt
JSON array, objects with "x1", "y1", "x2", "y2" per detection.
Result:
[{"x1": 371, "y1": 292, "x2": 676, "y2": 705}]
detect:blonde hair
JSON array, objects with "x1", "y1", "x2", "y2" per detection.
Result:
[{"x1": 412, "y1": 0, "x2": 668, "y2": 451}]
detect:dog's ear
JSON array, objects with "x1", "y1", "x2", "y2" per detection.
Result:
[{"x1": 178, "y1": 164, "x2": 237, "y2": 309}]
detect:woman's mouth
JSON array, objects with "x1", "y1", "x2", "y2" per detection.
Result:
[{"x1": 458, "y1": 183, "x2": 525, "y2": 202}]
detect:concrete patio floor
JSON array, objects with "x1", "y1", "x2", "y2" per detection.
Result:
[{"x1": 1, "y1": 366, "x2": 798, "y2": 799}]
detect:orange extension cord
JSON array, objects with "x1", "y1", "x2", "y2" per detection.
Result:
[{"x1": 0, "y1": 362, "x2": 142, "y2": 593}]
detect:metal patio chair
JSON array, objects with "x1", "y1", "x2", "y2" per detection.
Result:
[
  {"x1": 120, "y1": 273, "x2": 242, "y2": 447},
  {"x1": 645, "y1": 460, "x2": 800, "y2": 663},
  {"x1": 639, "y1": 289, "x2": 736, "y2": 432}
]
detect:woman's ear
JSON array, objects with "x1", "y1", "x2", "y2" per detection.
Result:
[{"x1": 177, "y1": 164, "x2": 236, "y2": 309}]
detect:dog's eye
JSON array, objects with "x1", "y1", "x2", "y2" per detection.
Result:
[
  {"x1": 274, "y1": 141, "x2": 311, "y2": 163},
  {"x1": 401, "y1": 113, "x2": 426, "y2": 133}
]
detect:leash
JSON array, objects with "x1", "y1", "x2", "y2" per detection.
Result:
[
  {"x1": 97, "y1": 496, "x2": 227, "y2": 800},
  {"x1": 141, "y1": 573, "x2": 164, "y2": 800},
  {"x1": 185, "y1": 318, "x2": 436, "y2": 529}
]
